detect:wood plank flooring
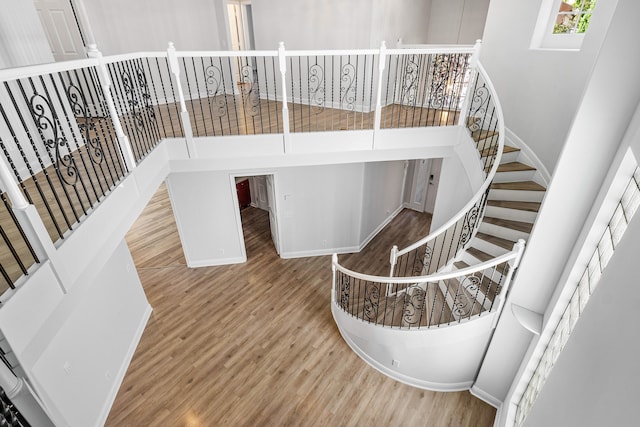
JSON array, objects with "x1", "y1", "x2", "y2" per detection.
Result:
[{"x1": 106, "y1": 184, "x2": 496, "y2": 426}]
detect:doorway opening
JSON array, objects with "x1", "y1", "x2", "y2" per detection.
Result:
[
  {"x1": 406, "y1": 158, "x2": 442, "y2": 214},
  {"x1": 226, "y1": 0, "x2": 257, "y2": 86},
  {"x1": 34, "y1": 0, "x2": 87, "y2": 61},
  {"x1": 233, "y1": 174, "x2": 280, "y2": 259}
]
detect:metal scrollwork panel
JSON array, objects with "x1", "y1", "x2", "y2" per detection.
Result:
[
  {"x1": 308, "y1": 63, "x2": 325, "y2": 114},
  {"x1": 29, "y1": 93, "x2": 79, "y2": 186},
  {"x1": 135, "y1": 65, "x2": 156, "y2": 121},
  {"x1": 467, "y1": 80, "x2": 491, "y2": 132},
  {"x1": 340, "y1": 62, "x2": 356, "y2": 112},
  {"x1": 204, "y1": 64, "x2": 228, "y2": 117},
  {"x1": 429, "y1": 53, "x2": 470, "y2": 110},
  {"x1": 339, "y1": 274, "x2": 350, "y2": 311},
  {"x1": 401, "y1": 54, "x2": 420, "y2": 109},
  {"x1": 239, "y1": 62, "x2": 261, "y2": 117},
  {"x1": 121, "y1": 70, "x2": 144, "y2": 130},
  {"x1": 363, "y1": 282, "x2": 380, "y2": 322},
  {"x1": 451, "y1": 275, "x2": 481, "y2": 318},
  {"x1": 66, "y1": 84, "x2": 104, "y2": 166},
  {"x1": 402, "y1": 284, "x2": 426, "y2": 326}
]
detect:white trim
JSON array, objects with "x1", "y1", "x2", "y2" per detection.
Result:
[
  {"x1": 280, "y1": 246, "x2": 360, "y2": 259},
  {"x1": 358, "y1": 204, "x2": 404, "y2": 251},
  {"x1": 470, "y1": 384, "x2": 503, "y2": 408},
  {"x1": 505, "y1": 127, "x2": 552, "y2": 186},
  {"x1": 97, "y1": 303, "x2": 152, "y2": 427},
  {"x1": 187, "y1": 256, "x2": 246, "y2": 267}
]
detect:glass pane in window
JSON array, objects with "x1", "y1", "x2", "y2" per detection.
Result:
[
  {"x1": 621, "y1": 179, "x2": 640, "y2": 218},
  {"x1": 578, "y1": 269, "x2": 590, "y2": 313},
  {"x1": 553, "y1": 0, "x2": 597, "y2": 34},
  {"x1": 598, "y1": 229, "x2": 614, "y2": 268},
  {"x1": 570, "y1": 288, "x2": 580, "y2": 330},
  {"x1": 610, "y1": 204, "x2": 628, "y2": 247},
  {"x1": 587, "y1": 251, "x2": 601, "y2": 291}
]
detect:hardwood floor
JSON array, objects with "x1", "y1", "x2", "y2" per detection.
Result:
[{"x1": 106, "y1": 184, "x2": 496, "y2": 426}]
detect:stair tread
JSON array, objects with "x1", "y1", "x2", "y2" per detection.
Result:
[
  {"x1": 454, "y1": 261, "x2": 469, "y2": 269},
  {"x1": 475, "y1": 232, "x2": 515, "y2": 250},
  {"x1": 480, "y1": 145, "x2": 519, "y2": 158},
  {"x1": 497, "y1": 162, "x2": 536, "y2": 172},
  {"x1": 491, "y1": 181, "x2": 546, "y2": 191},
  {"x1": 471, "y1": 129, "x2": 498, "y2": 142},
  {"x1": 487, "y1": 200, "x2": 541, "y2": 212},
  {"x1": 482, "y1": 216, "x2": 534, "y2": 233},
  {"x1": 467, "y1": 246, "x2": 493, "y2": 262}
]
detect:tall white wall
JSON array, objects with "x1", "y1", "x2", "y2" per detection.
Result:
[
  {"x1": 252, "y1": 0, "x2": 431, "y2": 50},
  {"x1": 476, "y1": 0, "x2": 640, "y2": 412},
  {"x1": 82, "y1": 0, "x2": 224, "y2": 54},
  {"x1": 426, "y1": 0, "x2": 490, "y2": 44},
  {"x1": 430, "y1": 153, "x2": 473, "y2": 231},
  {"x1": 480, "y1": 0, "x2": 619, "y2": 172},
  {"x1": 522, "y1": 184, "x2": 640, "y2": 425},
  {"x1": 359, "y1": 161, "x2": 406, "y2": 243},
  {"x1": 0, "y1": 0, "x2": 53, "y2": 68}
]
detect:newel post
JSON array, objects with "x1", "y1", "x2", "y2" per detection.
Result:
[
  {"x1": 167, "y1": 42, "x2": 196, "y2": 158},
  {"x1": 278, "y1": 42, "x2": 291, "y2": 153},
  {"x1": 331, "y1": 253, "x2": 338, "y2": 304},
  {"x1": 87, "y1": 44, "x2": 137, "y2": 171},
  {"x1": 372, "y1": 40, "x2": 387, "y2": 149},
  {"x1": 457, "y1": 39, "x2": 483, "y2": 128}
]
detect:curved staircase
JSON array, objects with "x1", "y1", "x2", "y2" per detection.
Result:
[{"x1": 458, "y1": 145, "x2": 546, "y2": 267}]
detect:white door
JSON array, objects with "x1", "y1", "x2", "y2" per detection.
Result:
[
  {"x1": 408, "y1": 159, "x2": 431, "y2": 212},
  {"x1": 424, "y1": 158, "x2": 442, "y2": 214},
  {"x1": 265, "y1": 175, "x2": 280, "y2": 254},
  {"x1": 34, "y1": 0, "x2": 86, "y2": 62},
  {"x1": 249, "y1": 176, "x2": 269, "y2": 211}
]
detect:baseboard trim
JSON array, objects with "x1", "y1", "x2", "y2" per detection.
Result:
[
  {"x1": 505, "y1": 128, "x2": 552, "y2": 186},
  {"x1": 97, "y1": 303, "x2": 152, "y2": 427},
  {"x1": 187, "y1": 256, "x2": 246, "y2": 267},
  {"x1": 280, "y1": 246, "x2": 360, "y2": 259},
  {"x1": 358, "y1": 205, "x2": 404, "y2": 251},
  {"x1": 470, "y1": 384, "x2": 503, "y2": 408}
]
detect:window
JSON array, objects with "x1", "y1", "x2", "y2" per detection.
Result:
[
  {"x1": 531, "y1": 0, "x2": 598, "y2": 50},
  {"x1": 553, "y1": 0, "x2": 597, "y2": 34},
  {"x1": 514, "y1": 164, "x2": 640, "y2": 426}
]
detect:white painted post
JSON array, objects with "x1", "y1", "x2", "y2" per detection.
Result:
[
  {"x1": 0, "y1": 363, "x2": 55, "y2": 426},
  {"x1": 167, "y1": 42, "x2": 196, "y2": 158},
  {"x1": 331, "y1": 253, "x2": 338, "y2": 304},
  {"x1": 491, "y1": 239, "x2": 526, "y2": 328},
  {"x1": 0, "y1": 159, "x2": 28, "y2": 210},
  {"x1": 372, "y1": 41, "x2": 387, "y2": 149},
  {"x1": 278, "y1": 42, "x2": 291, "y2": 153},
  {"x1": 87, "y1": 45, "x2": 137, "y2": 171},
  {"x1": 458, "y1": 39, "x2": 483, "y2": 128}
]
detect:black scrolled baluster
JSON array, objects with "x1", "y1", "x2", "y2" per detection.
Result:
[
  {"x1": 363, "y1": 281, "x2": 380, "y2": 323},
  {"x1": 340, "y1": 60, "x2": 356, "y2": 117},
  {"x1": 339, "y1": 273, "x2": 350, "y2": 313},
  {"x1": 28, "y1": 93, "x2": 80, "y2": 189},
  {"x1": 401, "y1": 54, "x2": 419, "y2": 111},
  {"x1": 65, "y1": 83, "x2": 105, "y2": 169}
]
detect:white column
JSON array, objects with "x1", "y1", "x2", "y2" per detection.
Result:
[
  {"x1": 372, "y1": 41, "x2": 387, "y2": 149},
  {"x1": 0, "y1": 158, "x2": 28, "y2": 210},
  {"x1": 86, "y1": 45, "x2": 137, "y2": 171},
  {"x1": 167, "y1": 42, "x2": 196, "y2": 158},
  {"x1": 278, "y1": 42, "x2": 291, "y2": 153}
]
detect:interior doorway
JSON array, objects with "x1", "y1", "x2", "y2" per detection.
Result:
[
  {"x1": 407, "y1": 158, "x2": 442, "y2": 214},
  {"x1": 233, "y1": 174, "x2": 280, "y2": 258},
  {"x1": 33, "y1": 0, "x2": 86, "y2": 61},
  {"x1": 227, "y1": 0, "x2": 256, "y2": 52}
]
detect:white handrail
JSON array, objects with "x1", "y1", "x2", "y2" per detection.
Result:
[
  {"x1": 395, "y1": 62, "x2": 506, "y2": 259},
  {"x1": 334, "y1": 239, "x2": 524, "y2": 285}
]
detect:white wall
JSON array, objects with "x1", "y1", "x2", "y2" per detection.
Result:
[
  {"x1": 426, "y1": 0, "x2": 490, "y2": 44},
  {"x1": 166, "y1": 171, "x2": 245, "y2": 266},
  {"x1": 359, "y1": 161, "x2": 406, "y2": 243},
  {"x1": 480, "y1": 0, "x2": 619, "y2": 172},
  {"x1": 83, "y1": 0, "x2": 224, "y2": 54},
  {"x1": 476, "y1": 0, "x2": 640, "y2": 411},
  {"x1": 430, "y1": 153, "x2": 472, "y2": 231},
  {"x1": 0, "y1": 0, "x2": 53, "y2": 68},
  {"x1": 252, "y1": 0, "x2": 431, "y2": 50},
  {"x1": 522, "y1": 194, "x2": 640, "y2": 426}
]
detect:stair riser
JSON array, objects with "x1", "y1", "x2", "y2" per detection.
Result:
[
  {"x1": 470, "y1": 238, "x2": 509, "y2": 258},
  {"x1": 485, "y1": 205, "x2": 538, "y2": 223},
  {"x1": 488, "y1": 189, "x2": 545, "y2": 203},
  {"x1": 479, "y1": 222, "x2": 530, "y2": 242},
  {"x1": 498, "y1": 150, "x2": 520, "y2": 164},
  {"x1": 492, "y1": 170, "x2": 536, "y2": 183}
]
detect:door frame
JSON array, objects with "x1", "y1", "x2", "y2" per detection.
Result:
[{"x1": 229, "y1": 171, "x2": 281, "y2": 260}]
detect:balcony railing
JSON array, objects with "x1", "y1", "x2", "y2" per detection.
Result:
[
  {"x1": 389, "y1": 62, "x2": 504, "y2": 277},
  {"x1": 332, "y1": 240, "x2": 525, "y2": 329},
  {"x1": 0, "y1": 41, "x2": 479, "y2": 296}
]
